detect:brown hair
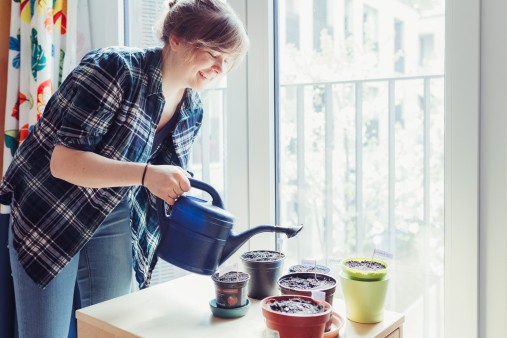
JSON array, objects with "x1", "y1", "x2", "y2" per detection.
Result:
[{"x1": 157, "y1": 0, "x2": 249, "y2": 71}]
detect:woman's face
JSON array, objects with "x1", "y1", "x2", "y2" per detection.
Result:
[
  {"x1": 170, "y1": 38, "x2": 230, "y2": 91},
  {"x1": 185, "y1": 47, "x2": 230, "y2": 91}
]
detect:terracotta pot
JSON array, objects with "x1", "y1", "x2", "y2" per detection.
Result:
[
  {"x1": 261, "y1": 295, "x2": 332, "y2": 338},
  {"x1": 278, "y1": 272, "x2": 337, "y2": 331},
  {"x1": 211, "y1": 271, "x2": 250, "y2": 309}
]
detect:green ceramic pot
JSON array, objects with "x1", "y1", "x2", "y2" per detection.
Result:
[
  {"x1": 339, "y1": 271, "x2": 390, "y2": 323},
  {"x1": 341, "y1": 257, "x2": 388, "y2": 281}
]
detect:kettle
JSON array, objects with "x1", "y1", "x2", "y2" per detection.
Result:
[{"x1": 156, "y1": 178, "x2": 303, "y2": 275}]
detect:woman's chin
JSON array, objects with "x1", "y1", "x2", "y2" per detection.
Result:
[{"x1": 190, "y1": 81, "x2": 213, "y2": 92}]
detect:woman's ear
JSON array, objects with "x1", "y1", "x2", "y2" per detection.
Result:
[{"x1": 169, "y1": 34, "x2": 182, "y2": 51}]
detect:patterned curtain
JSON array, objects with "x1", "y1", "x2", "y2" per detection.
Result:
[
  {"x1": 1, "y1": 1, "x2": 92, "y2": 337},
  {"x1": 2, "y1": 0, "x2": 85, "y2": 214}
]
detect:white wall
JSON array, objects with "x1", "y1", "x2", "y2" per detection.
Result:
[{"x1": 480, "y1": 0, "x2": 507, "y2": 336}]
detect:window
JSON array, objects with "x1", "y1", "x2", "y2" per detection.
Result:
[
  {"x1": 419, "y1": 34, "x2": 435, "y2": 66},
  {"x1": 276, "y1": 1, "x2": 444, "y2": 337},
  {"x1": 394, "y1": 19, "x2": 405, "y2": 73}
]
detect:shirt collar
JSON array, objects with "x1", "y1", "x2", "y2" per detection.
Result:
[{"x1": 145, "y1": 47, "x2": 164, "y2": 97}]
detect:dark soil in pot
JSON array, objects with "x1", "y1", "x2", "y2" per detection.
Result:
[
  {"x1": 344, "y1": 260, "x2": 386, "y2": 271},
  {"x1": 212, "y1": 271, "x2": 249, "y2": 283},
  {"x1": 266, "y1": 297, "x2": 326, "y2": 314},
  {"x1": 261, "y1": 295, "x2": 332, "y2": 338},
  {"x1": 240, "y1": 250, "x2": 285, "y2": 299},
  {"x1": 212, "y1": 271, "x2": 250, "y2": 309},
  {"x1": 240, "y1": 250, "x2": 285, "y2": 262},
  {"x1": 278, "y1": 273, "x2": 336, "y2": 291},
  {"x1": 278, "y1": 272, "x2": 337, "y2": 332},
  {"x1": 341, "y1": 257, "x2": 388, "y2": 281},
  {"x1": 288, "y1": 264, "x2": 330, "y2": 274}
]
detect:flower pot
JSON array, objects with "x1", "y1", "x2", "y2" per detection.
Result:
[
  {"x1": 261, "y1": 295, "x2": 332, "y2": 338},
  {"x1": 278, "y1": 272, "x2": 337, "y2": 331},
  {"x1": 341, "y1": 257, "x2": 388, "y2": 281},
  {"x1": 288, "y1": 264, "x2": 331, "y2": 274},
  {"x1": 240, "y1": 250, "x2": 285, "y2": 299},
  {"x1": 211, "y1": 271, "x2": 250, "y2": 309},
  {"x1": 339, "y1": 271, "x2": 390, "y2": 323}
]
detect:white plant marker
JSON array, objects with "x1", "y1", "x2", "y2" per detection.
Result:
[
  {"x1": 372, "y1": 248, "x2": 394, "y2": 262},
  {"x1": 311, "y1": 290, "x2": 326, "y2": 302},
  {"x1": 217, "y1": 262, "x2": 239, "y2": 279}
]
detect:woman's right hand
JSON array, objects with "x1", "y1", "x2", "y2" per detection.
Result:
[{"x1": 143, "y1": 164, "x2": 191, "y2": 205}]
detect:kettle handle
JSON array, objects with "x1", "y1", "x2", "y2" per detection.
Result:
[
  {"x1": 188, "y1": 178, "x2": 224, "y2": 208},
  {"x1": 156, "y1": 178, "x2": 225, "y2": 230}
]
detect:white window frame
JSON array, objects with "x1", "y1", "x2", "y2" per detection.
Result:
[
  {"x1": 444, "y1": 0, "x2": 479, "y2": 336},
  {"x1": 479, "y1": 0, "x2": 507, "y2": 337}
]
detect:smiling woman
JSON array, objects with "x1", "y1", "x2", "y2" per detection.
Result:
[{"x1": 0, "y1": 0, "x2": 249, "y2": 337}]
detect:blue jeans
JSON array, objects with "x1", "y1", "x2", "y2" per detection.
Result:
[{"x1": 8, "y1": 198, "x2": 133, "y2": 338}]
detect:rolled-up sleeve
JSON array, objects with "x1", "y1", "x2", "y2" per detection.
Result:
[{"x1": 55, "y1": 50, "x2": 125, "y2": 152}]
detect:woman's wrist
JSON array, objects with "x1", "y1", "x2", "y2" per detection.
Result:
[{"x1": 141, "y1": 163, "x2": 149, "y2": 186}]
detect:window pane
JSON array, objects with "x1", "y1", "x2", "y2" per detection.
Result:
[{"x1": 276, "y1": 1, "x2": 444, "y2": 337}]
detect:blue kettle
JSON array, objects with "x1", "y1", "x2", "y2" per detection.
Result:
[{"x1": 156, "y1": 178, "x2": 303, "y2": 275}]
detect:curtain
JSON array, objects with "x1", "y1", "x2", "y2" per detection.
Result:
[{"x1": 1, "y1": 0, "x2": 91, "y2": 337}]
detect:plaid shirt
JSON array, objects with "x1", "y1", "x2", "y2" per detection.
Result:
[{"x1": 0, "y1": 47, "x2": 203, "y2": 288}]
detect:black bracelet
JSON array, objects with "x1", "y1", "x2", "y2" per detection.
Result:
[{"x1": 141, "y1": 163, "x2": 149, "y2": 187}]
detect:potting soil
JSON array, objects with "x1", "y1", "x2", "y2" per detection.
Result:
[{"x1": 267, "y1": 298, "x2": 325, "y2": 314}]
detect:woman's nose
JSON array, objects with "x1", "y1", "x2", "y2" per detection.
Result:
[{"x1": 212, "y1": 57, "x2": 226, "y2": 74}]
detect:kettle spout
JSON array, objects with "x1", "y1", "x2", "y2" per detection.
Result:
[{"x1": 219, "y1": 225, "x2": 303, "y2": 265}]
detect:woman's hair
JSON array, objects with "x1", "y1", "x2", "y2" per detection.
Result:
[{"x1": 156, "y1": 0, "x2": 249, "y2": 71}]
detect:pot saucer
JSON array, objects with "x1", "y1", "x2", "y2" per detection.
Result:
[
  {"x1": 209, "y1": 299, "x2": 250, "y2": 318},
  {"x1": 323, "y1": 311, "x2": 345, "y2": 338}
]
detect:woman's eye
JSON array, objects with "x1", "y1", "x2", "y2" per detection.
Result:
[{"x1": 207, "y1": 51, "x2": 218, "y2": 58}]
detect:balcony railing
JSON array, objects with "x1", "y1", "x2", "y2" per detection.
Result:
[{"x1": 278, "y1": 74, "x2": 445, "y2": 337}]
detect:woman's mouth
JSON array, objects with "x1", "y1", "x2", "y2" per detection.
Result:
[
  {"x1": 199, "y1": 71, "x2": 216, "y2": 81},
  {"x1": 199, "y1": 71, "x2": 209, "y2": 80}
]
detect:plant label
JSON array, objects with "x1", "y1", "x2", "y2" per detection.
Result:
[
  {"x1": 373, "y1": 248, "x2": 394, "y2": 262},
  {"x1": 311, "y1": 290, "x2": 326, "y2": 302},
  {"x1": 217, "y1": 262, "x2": 238, "y2": 277}
]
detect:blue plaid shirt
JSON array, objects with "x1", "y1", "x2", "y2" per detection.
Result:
[{"x1": 0, "y1": 47, "x2": 203, "y2": 288}]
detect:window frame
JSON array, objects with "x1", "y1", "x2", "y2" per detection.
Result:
[{"x1": 444, "y1": 0, "x2": 480, "y2": 336}]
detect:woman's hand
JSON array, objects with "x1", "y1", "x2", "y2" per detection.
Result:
[
  {"x1": 50, "y1": 146, "x2": 191, "y2": 205},
  {"x1": 142, "y1": 164, "x2": 191, "y2": 205}
]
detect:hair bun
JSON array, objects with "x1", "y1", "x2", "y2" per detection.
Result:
[{"x1": 168, "y1": 0, "x2": 178, "y2": 9}]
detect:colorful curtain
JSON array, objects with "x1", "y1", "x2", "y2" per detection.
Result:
[
  {"x1": 1, "y1": 1, "x2": 91, "y2": 337},
  {"x1": 2, "y1": 0, "x2": 88, "y2": 214}
]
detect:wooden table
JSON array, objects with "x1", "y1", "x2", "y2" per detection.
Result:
[{"x1": 76, "y1": 274, "x2": 404, "y2": 338}]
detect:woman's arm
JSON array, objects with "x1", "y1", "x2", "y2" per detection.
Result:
[{"x1": 50, "y1": 144, "x2": 190, "y2": 205}]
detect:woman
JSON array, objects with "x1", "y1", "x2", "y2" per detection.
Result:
[{"x1": 0, "y1": 0, "x2": 249, "y2": 337}]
